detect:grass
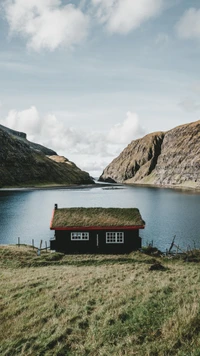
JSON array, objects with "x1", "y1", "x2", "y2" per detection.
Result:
[
  {"x1": 51, "y1": 208, "x2": 145, "y2": 228},
  {"x1": 0, "y1": 246, "x2": 200, "y2": 356}
]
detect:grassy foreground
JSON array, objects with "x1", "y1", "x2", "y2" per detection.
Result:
[{"x1": 0, "y1": 246, "x2": 200, "y2": 356}]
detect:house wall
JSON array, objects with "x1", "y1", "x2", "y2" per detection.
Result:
[{"x1": 50, "y1": 229, "x2": 142, "y2": 254}]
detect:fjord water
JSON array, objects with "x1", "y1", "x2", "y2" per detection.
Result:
[{"x1": 0, "y1": 185, "x2": 200, "y2": 252}]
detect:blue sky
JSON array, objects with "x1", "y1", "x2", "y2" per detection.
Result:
[{"x1": 0, "y1": 0, "x2": 200, "y2": 176}]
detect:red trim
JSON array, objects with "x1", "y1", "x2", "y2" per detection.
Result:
[
  {"x1": 50, "y1": 209, "x2": 55, "y2": 229},
  {"x1": 50, "y1": 225, "x2": 145, "y2": 231}
]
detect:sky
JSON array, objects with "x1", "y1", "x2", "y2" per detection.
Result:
[{"x1": 0, "y1": 0, "x2": 200, "y2": 177}]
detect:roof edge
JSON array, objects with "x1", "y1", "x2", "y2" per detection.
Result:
[
  {"x1": 50, "y1": 225, "x2": 145, "y2": 231},
  {"x1": 50, "y1": 209, "x2": 56, "y2": 230}
]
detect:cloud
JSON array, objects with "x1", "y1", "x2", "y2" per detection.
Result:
[
  {"x1": 176, "y1": 8, "x2": 200, "y2": 40},
  {"x1": 1, "y1": 106, "x2": 109, "y2": 154},
  {"x1": 77, "y1": 156, "x2": 112, "y2": 177},
  {"x1": 2, "y1": 0, "x2": 169, "y2": 50},
  {"x1": 4, "y1": 106, "x2": 41, "y2": 139},
  {"x1": 3, "y1": 0, "x2": 89, "y2": 51},
  {"x1": 1, "y1": 106, "x2": 146, "y2": 174},
  {"x1": 107, "y1": 111, "x2": 145, "y2": 144},
  {"x1": 91, "y1": 0, "x2": 164, "y2": 34}
]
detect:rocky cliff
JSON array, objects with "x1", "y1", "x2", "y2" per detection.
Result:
[
  {"x1": 0, "y1": 125, "x2": 94, "y2": 187},
  {"x1": 99, "y1": 121, "x2": 200, "y2": 189}
]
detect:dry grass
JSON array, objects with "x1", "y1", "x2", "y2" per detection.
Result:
[
  {"x1": 0, "y1": 246, "x2": 200, "y2": 356},
  {"x1": 51, "y1": 208, "x2": 145, "y2": 228}
]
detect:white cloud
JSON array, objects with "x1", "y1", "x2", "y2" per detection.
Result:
[
  {"x1": 176, "y1": 8, "x2": 200, "y2": 40},
  {"x1": 2, "y1": 0, "x2": 169, "y2": 49},
  {"x1": 4, "y1": 106, "x2": 41, "y2": 139},
  {"x1": 1, "y1": 105, "x2": 108, "y2": 153},
  {"x1": 77, "y1": 156, "x2": 112, "y2": 177},
  {"x1": 3, "y1": 0, "x2": 89, "y2": 51},
  {"x1": 91, "y1": 0, "x2": 164, "y2": 34},
  {"x1": 1, "y1": 106, "x2": 146, "y2": 174},
  {"x1": 107, "y1": 111, "x2": 145, "y2": 144}
]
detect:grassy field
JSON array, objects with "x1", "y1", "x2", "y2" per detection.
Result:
[{"x1": 0, "y1": 246, "x2": 200, "y2": 356}]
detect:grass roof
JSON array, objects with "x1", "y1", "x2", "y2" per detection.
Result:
[{"x1": 51, "y1": 207, "x2": 145, "y2": 228}]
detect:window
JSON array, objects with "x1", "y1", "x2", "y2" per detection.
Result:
[
  {"x1": 106, "y1": 232, "x2": 124, "y2": 243},
  {"x1": 71, "y1": 232, "x2": 89, "y2": 241}
]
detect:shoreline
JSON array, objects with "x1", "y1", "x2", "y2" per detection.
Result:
[
  {"x1": 124, "y1": 182, "x2": 200, "y2": 193},
  {"x1": 0, "y1": 181, "x2": 200, "y2": 193},
  {"x1": 0, "y1": 181, "x2": 123, "y2": 191}
]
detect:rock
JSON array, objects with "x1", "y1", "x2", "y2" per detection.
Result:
[
  {"x1": 141, "y1": 246, "x2": 162, "y2": 256},
  {"x1": 153, "y1": 121, "x2": 200, "y2": 188},
  {"x1": 98, "y1": 176, "x2": 117, "y2": 183},
  {"x1": 99, "y1": 132, "x2": 164, "y2": 183},
  {"x1": 149, "y1": 262, "x2": 166, "y2": 271},
  {"x1": 99, "y1": 120, "x2": 200, "y2": 190}
]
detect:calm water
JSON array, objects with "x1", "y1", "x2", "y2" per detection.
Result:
[{"x1": 0, "y1": 184, "x2": 200, "y2": 252}]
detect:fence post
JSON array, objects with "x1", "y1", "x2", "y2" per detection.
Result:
[
  {"x1": 32, "y1": 239, "x2": 34, "y2": 249},
  {"x1": 18, "y1": 237, "x2": 20, "y2": 247},
  {"x1": 45, "y1": 241, "x2": 47, "y2": 252}
]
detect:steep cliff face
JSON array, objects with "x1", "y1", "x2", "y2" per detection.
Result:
[
  {"x1": 99, "y1": 121, "x2": 200, "y2": 189},
  {"x1": 152, "y1": 121, "x2": 200, "y2": 188},
  {"x1": 99, "y1": 132, "x2": 165, "y2": 183},
  {"x1": 0, "y1": 126, "x2": 94, "y2": 187}
]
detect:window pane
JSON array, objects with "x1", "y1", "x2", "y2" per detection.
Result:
[
  {"x1": 71, "y1": 232, "x2": 89, "y2": 241},
  {"x1": 106, "y1": 232, "x2": 124, "y2": 243}
]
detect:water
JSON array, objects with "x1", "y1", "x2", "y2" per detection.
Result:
[{"x1": 0, "y1": 184, "x2": 200, "y2": 251}]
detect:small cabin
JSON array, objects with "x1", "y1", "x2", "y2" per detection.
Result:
[{"x1": 50, "y1": 204, "x2": 145, "y2": 254}]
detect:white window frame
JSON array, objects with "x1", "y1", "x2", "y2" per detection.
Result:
[
  {"x1": 71, "y1": 232, "x2": 89, "y2": 241},
  {"x1": 106, "y1": 232, "x2": 124, "y2": 244}
]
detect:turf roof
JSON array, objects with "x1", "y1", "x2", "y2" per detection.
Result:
[{"x1": 51, "y1": 207, "x2": 145, "y2": 228}]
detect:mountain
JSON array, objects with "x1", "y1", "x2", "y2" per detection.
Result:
[
  {"x1": 99, "y1": 120, "x2": 200, "y2": 189},
  {"x1": 0, "y1": 124, "x2": 94, "y2": 187}
]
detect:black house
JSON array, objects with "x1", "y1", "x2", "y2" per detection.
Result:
[{"x1": 50, "y1": 204, "x2": 145, "y2": 254}]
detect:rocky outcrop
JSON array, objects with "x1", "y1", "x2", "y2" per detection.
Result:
[
  {"x1": 0, "y1": 126, "x2": 94, "y2": 187},
  {"x1": 99, "y1": 132, "x2": 165, "y2": 183},
  {"x1": 99, "y1": 121, "x2": 200, "y2": 189},
  {"x1": 152, "y1": 121, "x2": 200, "y2": 188},
  {"x1": 0, "y1": 124, "x2": 57, "y2": 156}
]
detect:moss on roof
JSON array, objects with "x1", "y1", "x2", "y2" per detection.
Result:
[{"x1": 51, "y1": 207, "x2": 145, "y2": 228}]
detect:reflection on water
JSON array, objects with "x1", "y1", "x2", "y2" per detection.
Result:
[{"x1": 0, "y1": 185, "x2": 200, "y2": 251}]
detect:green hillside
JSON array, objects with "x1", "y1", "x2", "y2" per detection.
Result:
[{"x1": 0, "y1": 125, "x2": 94, "y2": 187}]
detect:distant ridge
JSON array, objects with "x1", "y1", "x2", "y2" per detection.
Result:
[
  {"x1": 0, "y1": 124, "x2": 57, "y2": 156},
  {"x1": 0, "y1": 124, "x2": 94, "y2": 188},
  {"x1": 99, "y1": 120, "x2": 200, "y2": 190},
  {"x1": 0, "y1": 124, "x2": 27, "y2": 139}
]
